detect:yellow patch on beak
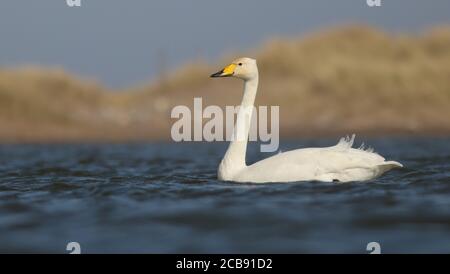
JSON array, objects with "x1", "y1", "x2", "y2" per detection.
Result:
[
  {"x1": 222, "y1": 63, "x2": 236, "y2": 76},
  {"x1": 210, "y1": 63, "x2": 236, "y2": 78}
]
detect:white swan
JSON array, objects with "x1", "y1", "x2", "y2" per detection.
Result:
[{"x1": 210, "y1": 57, "x2": 403, "y2": 183}]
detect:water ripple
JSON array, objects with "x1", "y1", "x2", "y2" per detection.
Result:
[{"x1": 0, "y1": 138, "x2": 449, "y2": 253}]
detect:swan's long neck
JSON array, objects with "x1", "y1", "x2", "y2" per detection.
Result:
[{"x1": 219, "y1": 75, "x2": 259, "y2": 179}]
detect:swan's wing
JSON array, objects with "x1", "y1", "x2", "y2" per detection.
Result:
[
  {"x1": 253, "y1": 135, "x2": 385, "y2": 171},
  {"x1": 239, "y1": 135, "x2": 402, "y2": 183}
]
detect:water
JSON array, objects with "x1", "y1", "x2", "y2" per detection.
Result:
[{"x1": 0, "y1": 137, "x2": 449, "y2": 253}]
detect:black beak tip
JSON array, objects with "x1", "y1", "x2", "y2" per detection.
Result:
[{"x1": 210, "y1": 71, "x2": 223, "y2": 78}]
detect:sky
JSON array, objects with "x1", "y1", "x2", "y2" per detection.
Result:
[{"x1": 0, "y1": 0, "x2": 449, "y2": 88}]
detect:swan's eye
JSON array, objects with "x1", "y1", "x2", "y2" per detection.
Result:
[{"x1": 238, "y1": 63, "x2": 243, "y2": 66}]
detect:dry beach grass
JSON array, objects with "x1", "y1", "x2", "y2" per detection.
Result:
[{"x1": 1, "y1": 26, "x2": 450, "y2": 142}]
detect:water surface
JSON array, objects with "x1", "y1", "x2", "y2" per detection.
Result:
[{"x1": 0, "y1": 138, "x2": 449, "y2": 253}]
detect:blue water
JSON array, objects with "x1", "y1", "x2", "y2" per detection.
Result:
[{"x1": 0, "y1": 137, "x2": 449, "y2": 253}]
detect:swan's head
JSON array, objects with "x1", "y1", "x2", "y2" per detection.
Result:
[{"x1": 210, "y1": 57, "x2": 258, "y2": 81}]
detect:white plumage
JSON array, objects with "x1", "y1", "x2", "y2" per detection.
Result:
[{"x1": 211, "y1": 57, "x2": 402, "y2": 183}]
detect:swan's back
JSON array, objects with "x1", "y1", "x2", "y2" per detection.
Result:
[{"x1": 234, "y1": 135, "x2": 402, "y2": 183}]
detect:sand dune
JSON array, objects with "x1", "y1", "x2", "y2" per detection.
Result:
[{"x1": 1, "y1": 25, "x2": 450, "y2": 143}]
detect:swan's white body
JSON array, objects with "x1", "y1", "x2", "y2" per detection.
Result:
[{"x1": 211, "y1": 57, "x2": 402, "y2": 183}]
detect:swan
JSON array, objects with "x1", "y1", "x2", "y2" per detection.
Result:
[{"x1": 210, "y1": 57, "x2": 403, "y2": 183}]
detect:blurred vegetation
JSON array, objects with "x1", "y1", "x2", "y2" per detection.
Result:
[{"x1": 1, "y1": 25, "x2": 450, "y2": 142}]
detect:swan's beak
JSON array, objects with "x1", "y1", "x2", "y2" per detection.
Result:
[{"x1": 210, "y1": 63, "x2": 236, "y2": 78}]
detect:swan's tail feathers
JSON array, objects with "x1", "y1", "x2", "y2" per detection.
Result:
[
  {"x1": 383, "y1": 161, "x2": 403, "y2": 168},
  {"x1": 336, "y1": 134, "x2": 356, "y2": 149},
  {"x1": 377, "y1": 161, "x2": 403, "y2": 173}
]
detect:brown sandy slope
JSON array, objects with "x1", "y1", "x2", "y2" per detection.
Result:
[{"x1": 1, "y1": 25, "x2": 450, "y2": 143}]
